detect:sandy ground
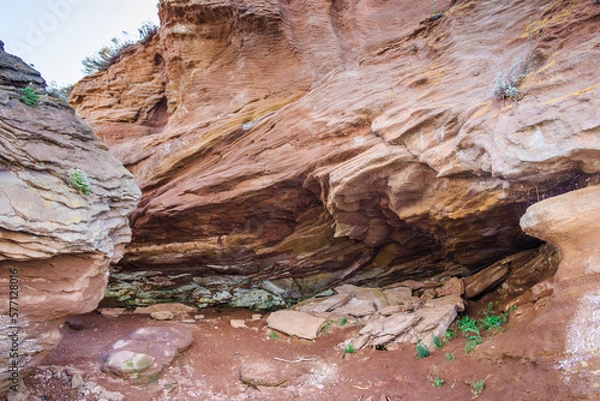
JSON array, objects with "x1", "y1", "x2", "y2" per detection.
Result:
[{"x1": 17, "y1": 302, "x2": 569, "y2": 401}]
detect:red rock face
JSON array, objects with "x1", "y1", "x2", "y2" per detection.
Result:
[
  {"x1": 71, "y1": 0, "x2": 600, "y2": 305},
  {"x1": 0, "y1": 48, "x2": 140, "y2": 394}
]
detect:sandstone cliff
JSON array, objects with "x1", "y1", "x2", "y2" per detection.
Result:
[
  {"x1": 0, "y1": 47, "x2": 140, "y2": 394},
  {"x1": 71, "y1": 0, "x2": 600, "y2": 309}
]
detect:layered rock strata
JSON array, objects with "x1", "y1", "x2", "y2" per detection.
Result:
[
  {"x1": 71, "y1": 0, "x2": 600, "y2": 307},
  {"x1": 0, "y1": 49, "x2": 140, "y2": 395}
]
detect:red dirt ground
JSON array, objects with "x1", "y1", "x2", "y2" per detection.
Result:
[{"x1": 20, "y1": 302, "x2": 569, "y2": 401}]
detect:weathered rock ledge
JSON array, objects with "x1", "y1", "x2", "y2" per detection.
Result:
[
  {"x1": 71, "y1": 0, "x2": 600, "y2": 310},
  {"x1": 0, "y1": 49, "x2": 140, "y2": 395}
]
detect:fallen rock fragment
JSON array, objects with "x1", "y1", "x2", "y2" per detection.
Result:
[
  {"x1": 349, "y1": 295, "x2": 464, "y2": 350},
  {"x1": 382, "y1": 286, "x2": 414, "y2": 305},
  {"x1": 230, "y1": 319, "x2": 247, "y2": 329},
  {"x1": 354, "y1": 313, "x2": 421, "y2": 349},
  {"x1": 98, "y1": 308, "x2": 126, "y2": 318},
  {"x1": 134, "y1": 303, "x2": 196, "y2": 315},
  {"x1": 294, "y1": 293, "x2": 353, "y2": 315},
  {"x1": 151, "y1": 311, "x2": 174, "y2": 321},
  {"x1": 333, "y1": 297, "x2": 376, "y2": 318},
  {"x1": 239, "y1": 363, "x2": 290, "y2": 389},
  {"x1": 104, "y1": 351, "x2": 156, "y2": 377},
  {"x1": 102, "y1": 326, "x2": 193, "y2": 382},
  {"x1": 464, "y1": 263, "x2": 510, "y2": 299},
  {"x1": 436, "y1": 277, "x2": 465, "y2": 297},
  {"x1": 336, "y1": 285, "x2": 389, "y2": 310},
  {"x1": 267, "y1": 310, "x2": 327, "y2": 340}
]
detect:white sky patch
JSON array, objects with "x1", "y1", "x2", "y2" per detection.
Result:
[{"x1": 0, "y1": 0, "x2": 160, "y2": 85}]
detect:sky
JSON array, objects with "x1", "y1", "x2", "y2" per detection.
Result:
[{"x1": 0, "y1": 0, "x2": 160, "y2": 86}]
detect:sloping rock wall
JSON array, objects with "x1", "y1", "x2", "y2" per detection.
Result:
[
  {"x1": 0, "y1": 48, "x2": 140, "y2": 394},
  {"x1": 71, "y1": 0, "x2": 600, "y2": 307}
]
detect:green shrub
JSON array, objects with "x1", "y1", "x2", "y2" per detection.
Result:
[
  {"x1": 472, "y1": 379, "x2": 486, "y2": 396},
  {"x1": 445, "y1": 328, "x2": 457, "y2": 343},
  {"x1": 82, "y1": 21, "x2": 158, "y2": 75},
  {"x1": 445, "y1": 352, "x2": 455, "y2": 362},
  {"x1": 20, "y1": 86, "x2": 39, "y2": 106},
  {"x1": 480, "y1": 302, "x2": 508, "y2": 332},
  {"x1": 68, "y1": 168, "x2": 91, "y2": 196},
  {"x1": 465, "y1": 336, "x2": 484, "y2": 353},
  {"x1": 416, "y1": 340, "x2": 430, "y2": 358},
  {"x1": 432, "y1": 334, "x2": 443, "y2": 349},
  {"x1": 339, "y1": 317, "x2": 348, "y2": 326},
  {"x1": 433, "y1": 377, "x2": 445, "y2": 388},
  {"x1": 343, "y1": 343, "x2": 355, "y2": 354},
  {"x1": 457, "y1": 316, "x2": 480, "y2": 338}
]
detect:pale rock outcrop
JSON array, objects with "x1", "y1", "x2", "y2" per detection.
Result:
[
  {"x1": 70, "y1": 0, "x2": 600, "y2": 307},
  {"x1": 0, "y1": 48, "x2": 140, "y2": 395},
  {"x1": 517, "y1": 185, "x2": 600, "y2": 399}
]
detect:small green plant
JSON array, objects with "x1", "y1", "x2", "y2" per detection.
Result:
[
  {"x1": 416, "y1": 340, "x2": 431, "y2": 359},
  {"x1": 472, "y1": 379, "x2": 486, "y2": 396},
  {"x1": 432, "y1": 334, "x2": 443, "y2": 349},
  {"x1": 433, "y1": 377, "x2": 445, "y2": 388},
  {"x1": 445, "y1": 328, "x2": 457, "y2": 343},
  {"x1": 339, "y1": 317, "x2": 348, "y2": 327},
  {"x1": 457, "y1": 315, "x2": 480, "y2": 338},
  {"x1": 465, "y1": 336, "x2": 484, "y2": 353},
  {"x1": 321, "y1": 322, "x2": 330, "y2": 336},
  {"x1": 445, "y1": 352, "x2": 455, "y2": 362},
  {"x1": 20, "y1": 85, "x2": 39, "y2": 106},
  {"x1": 68, "y1": 168, "x2": 91, "y2": 196},
  {"x1": 269, "y1": 331, "x2": 279, "y2": 340},
  {"x1": 480, "y1": 302, "x2": 508, "y2": 332},
  {"x1": 343, "y1": 343, "x2": 355, "y2": 354}
]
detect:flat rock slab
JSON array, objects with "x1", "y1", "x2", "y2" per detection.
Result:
[
  {"x1": 98, "y1": 308, "x2": 126, "y2": 318},
  {"x1": 133, "y1": 303, "x2": 196, "y2": 315},
  {"x1": 239, "y1": 363, "x2": 291, "y2": 388},
  {"x1": 267, "y1": 310, "x2": 327, "y2": 340},
  {"x1": 332, "y1": 297, "x2": 376, "y2": 318},
  {"x1": 102, "y1": 326, "x2": 193, "y2": 382},
  {"x1": 294, "y1": 293, "x2": 353, "y2": 314},
  {"x1": 151, "y1": 311, "x2": 174, "y2": 320},
  {"x1": 230, "y1": 319, "x2": 247, "y2": 329}
]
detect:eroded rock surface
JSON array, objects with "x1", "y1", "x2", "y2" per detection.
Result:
[
  {"x1": 516, "y1": 185, "x2": 600, "y2": 399},
  {"x1": 102, "y1": 326, "x2": 193, "y2": 383},
  {"x1": 71, "y1": 0, "x2": 600, "y2": 307},
  {"x1": 0, "y1": 48, "x2": 140, "y2": 395}
]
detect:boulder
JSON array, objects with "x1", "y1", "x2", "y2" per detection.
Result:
[
  {"x1": 0, "y1": 48, "x2": 140, "y2": 395},
  {"x1": 102, "y1": 326, "x2": 193, "y2": 382},
  {"x1": 266, "y1": 310, "x2": 327, "y2": 340}
]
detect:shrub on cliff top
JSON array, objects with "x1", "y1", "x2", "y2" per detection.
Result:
[
  {"x1": 20, "y1": 85, "x2": 39, "y2": 106},
  {"x1": 82, "y1": 21, "x2": 158, "y2": 75}
]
